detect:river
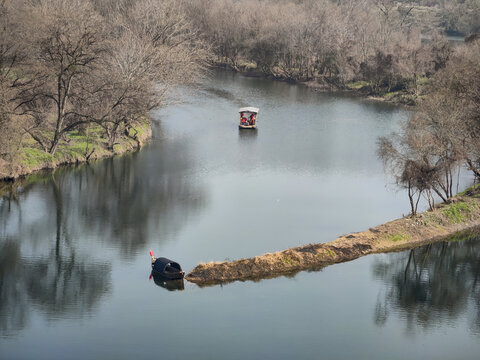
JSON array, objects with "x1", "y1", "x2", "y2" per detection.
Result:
[{"x1": 1, "y1": 70, "x2": 479, "y2": 359}]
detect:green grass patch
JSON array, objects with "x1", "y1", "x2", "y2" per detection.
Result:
[
  {"x1": 387, "y1": 233, "x2": 411, "y2": 242},
  {"x1": 20, "y1": 148, "x2": 53, "y2": 168},
  {"x1": 237, "y1": 60, "x2": 257, "y2": 70},
  {"x1": 68, "y1": 140, "x2": 89, "y2": 155},
  {"x1": 11, "y1": 120, "x2": 151, "y2": 176},
  {"x1": 384, "y1": 91, "x2": 402, "y2": 100},
  {"x1": 133, "y1": 126, "x2": 145, "y2": 136},
  {"x1": 346, "y1": 81, "x2": 370, "y2": 89},
  {"x1": 282, "y1": 256, "x2": 298, "y2": 266},
  {"x1": 417, "y1": 77, "x2": 429, "y2": 86},
  {"x1": 458, "y1": 184, "x2": 480, "y2": 197},
  {"x1": 23, "y1": 172, "x2": 53, "y2": 185},
  {"x1": 443, "y1": 202, "x2": 472, "y2": 223},
  {"x1": 129, "y1": 127, "x2": 141, "y2": 137},
  {"x1": 444, "y1": 228, "x2": 480, "y2": 243}
]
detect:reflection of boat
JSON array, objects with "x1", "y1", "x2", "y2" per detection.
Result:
[
  {"x1": 150, "y1": 251, "x2": 185, "y2": 280},
  {"x1": 150, "y1": 271, "x2": 185, "y2": 291},
  {"x1": 238, "y1": 128, "x2": 258, "y2": 141},
  {"x1": 239, "y1": 107, "x2": 259, "y2": 129}
]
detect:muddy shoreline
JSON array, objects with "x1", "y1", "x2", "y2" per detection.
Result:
[{"x1": 186, "y1": 193, "x2": 480, "y2": 286}]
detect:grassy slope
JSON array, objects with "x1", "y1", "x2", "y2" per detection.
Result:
[{"x1": 0, "y1": 119, "x2": 152, "y2": 180}]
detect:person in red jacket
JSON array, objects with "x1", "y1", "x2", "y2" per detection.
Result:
[
  {"x1": 249, "y1": 113, "x2": 256, "y2": 126},
  {"x1": 241, "y1": 112, "x2": 247, "y2": 125}
]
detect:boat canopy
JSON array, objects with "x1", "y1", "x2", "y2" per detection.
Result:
[
  {"x1": 152, "y1": 257, "x2": 183, "y2": 273},
  {"x1": 239, "y1": 107, "x2": 259, "y2": 114}
]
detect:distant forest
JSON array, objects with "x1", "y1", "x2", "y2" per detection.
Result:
[
  {"x1": 185, "y1": 0, "x2": 479, "y2": 92},
  {"x1": 401, "y1": 0, "x2": 480, "y2": 35}
]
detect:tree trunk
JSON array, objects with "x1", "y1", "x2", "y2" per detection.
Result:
[
  {"x1": 432, "y1": 186, "x2": 448, "y2": 203},
  {"x1": 408, "y1": 183, "x2": 416, "y2": 216},
  {"x1": 414, "y1": 191, "x2": 421, "y2": 214},
  {"x1": 50, "y1": 75, "x2": 73, "y2": 154}
]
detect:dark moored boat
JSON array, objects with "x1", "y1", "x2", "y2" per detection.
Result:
[{"x1": 151, "y1": 257, "x2": 185, "y2": 280}]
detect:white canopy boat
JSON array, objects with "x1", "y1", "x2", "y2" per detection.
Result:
[{"x1": 239, "y1": 107, "x2": 259, "y2": 129}]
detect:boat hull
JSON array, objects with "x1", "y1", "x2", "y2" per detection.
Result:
[
  {"x1": 151, "y1": 267, "x2": 185, "y2": 280},
  {"x1": 239, "y1": 125, "x2": 257, "y2": 129}
]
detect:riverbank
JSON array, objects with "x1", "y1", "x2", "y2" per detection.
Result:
[
  {"x1": 300, "y1": 78, "x2": 426, "y2": 106},
  {"x1": 0, "y1": 119, "x2": 152, "y2": 181},
  {"x1": 186, "y1": 186, "x2": 480, "y2": 286}
]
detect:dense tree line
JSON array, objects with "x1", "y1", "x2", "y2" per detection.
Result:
[
  {"x1": 435, "y1": 0, "x2": 480, "y2": 35},
  {"x1": 182, "y1": 0, "x2": 461, "y2": 92},
  {"x1": 395, "y1": 0, "x2": 480, "y2": 35},
  {"x1": 0, "y1": 0, "x2": 207, "y2": 163}
]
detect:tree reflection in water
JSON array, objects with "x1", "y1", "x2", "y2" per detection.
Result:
[
  {"x1": 0, "y1": 137, "x2": 204, "y2": 336},
  {"x1": 0, "y1": 240, "x2": 28, "y2": 336},
  {"x1": 0, "y1": 177, "x2": 111, "y2": 337},
  {"x1": 372, "y1": 237, "x2": 480, "y2": 334},
  {"x1": 50, "y1": 139, "x2": 205, "y2": 258},
  {"x1": 0, "y1": 238, "x2": 111, "y2": 337}
]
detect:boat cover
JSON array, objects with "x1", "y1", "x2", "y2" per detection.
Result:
[
  {"x1": 152, "y1": 257, "x2": 183, "y2": 273},
  {"x1": 239, "y1": 107, "x2": 259, "y2": 114}
]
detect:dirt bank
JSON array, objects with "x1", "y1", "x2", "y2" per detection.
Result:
[{"x1": 186, "y1": 189, "x2": 480, "y2": 286}]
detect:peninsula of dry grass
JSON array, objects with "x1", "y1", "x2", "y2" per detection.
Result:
[{"x1": 186, "y1": 186, "x2": 480, "y2": 286}]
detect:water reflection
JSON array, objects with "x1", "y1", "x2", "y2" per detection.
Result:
[
  {"x1": 373, "y1": 237, "x2": 480, "y2": 334},
  {"x1": 73, "y1": 140, "x2": 206, "y2": 258},
  {"x1": 149, "y1": 272, "x2": 185, "y2": 291},
  {"x1": 203, "y1": 87, "x2": 236, "y2": 101},
  {"x1": 0, "y1": 128, "x2": 206, "y2": 336},
  {"x1": 0, "y1": 171, "x2": 111, "y2": 338},
  {"x1": 1, "y1": 137, "x2": 206, "y2": 256},
  {"x1": 0, "y1": 240, "x2": 27, "y2": 336},
  {"x1": 5, "y1": 69, "x2": 480, "y2": 359},
  {"x1": 0, "y1": 236, "x2": 111, "y2": 337},
  {"x1": 238, "y1": 129, "x2": 258, "y2": 142}
]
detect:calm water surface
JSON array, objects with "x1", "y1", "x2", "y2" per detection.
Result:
[{"x1": 1, "y1": 71, "x2": 479, "y2": 359}]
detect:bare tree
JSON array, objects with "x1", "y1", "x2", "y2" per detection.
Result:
[
  {"x1": 15, "y1": 0, "x2": 105, "y2": 154},
  {"x1": 0, "y1": 1, "x2": 26, "y2": 163},
  {"x1": 88, "y1": 0, "x2": 208, "y2": 149},
  {"x1": 4, "y1": 0, "x2": 208, "y2": 159},
  {"x1": 378, "y1": 131, "x2": 440, "y2": 216}
]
